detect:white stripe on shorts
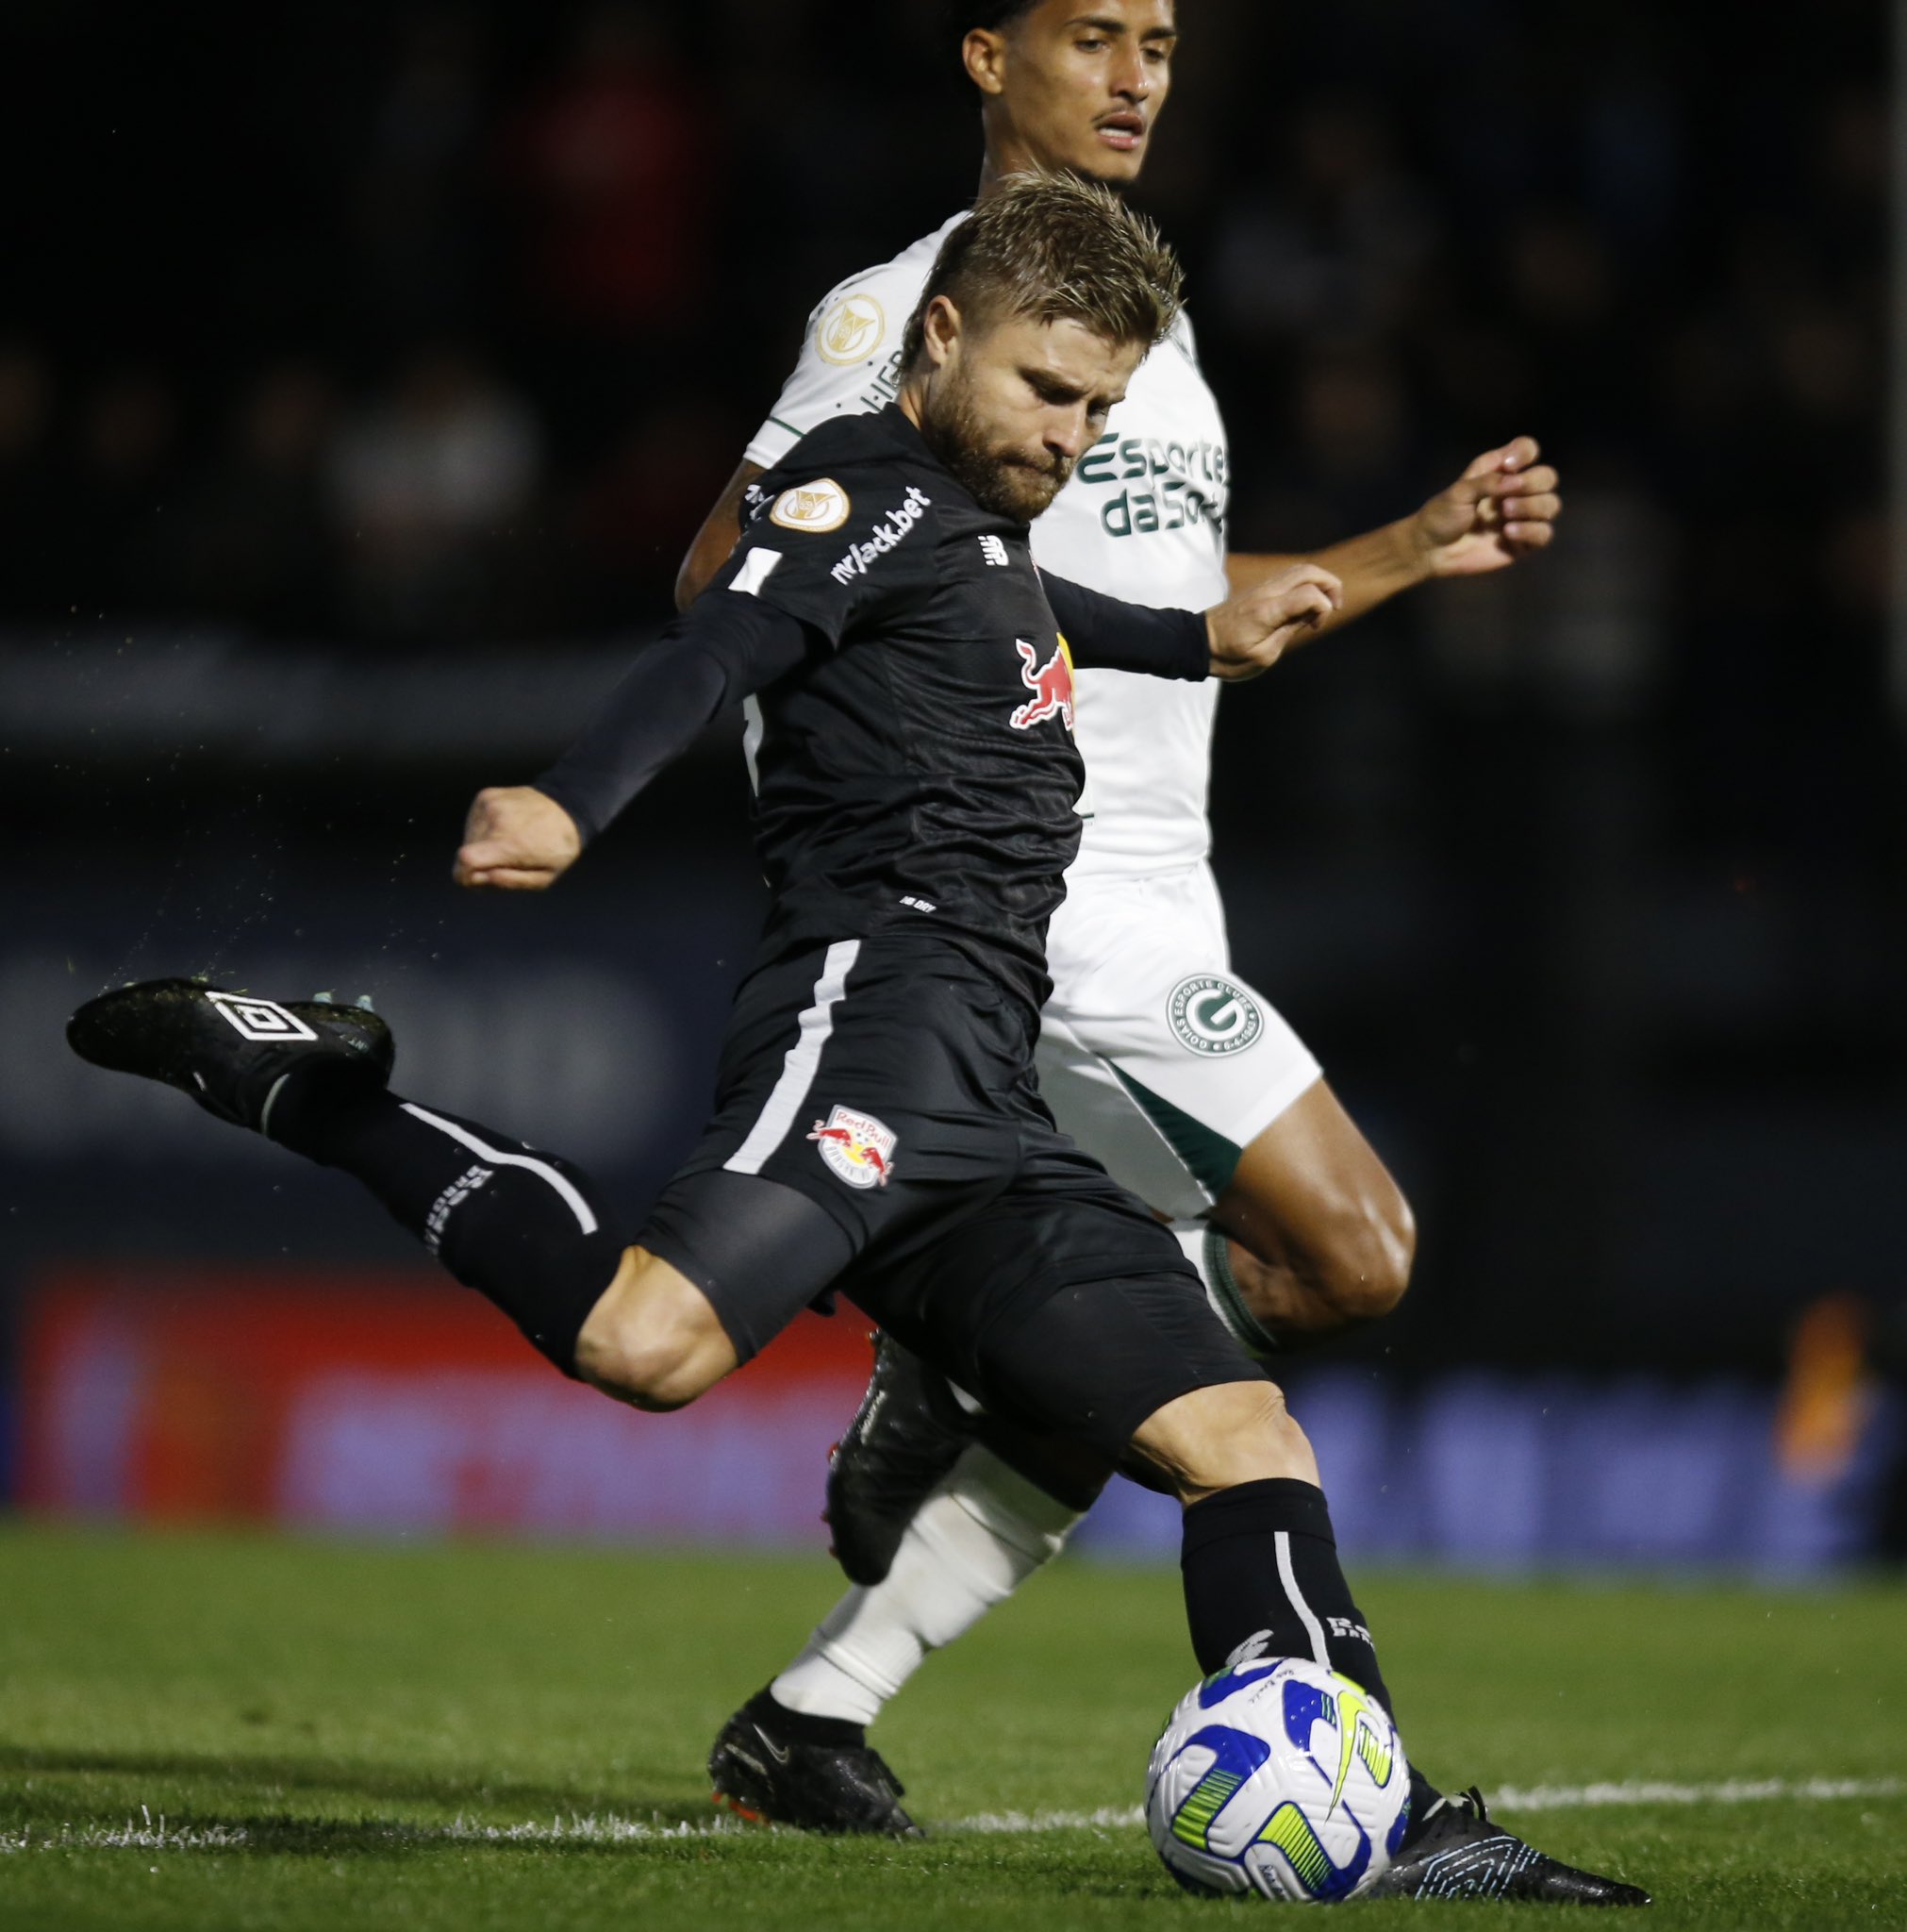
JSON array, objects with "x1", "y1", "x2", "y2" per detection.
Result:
[
  {"x1": 400, "y1": 1103, "x2": 599, "y2": 1236},
  {"x1": 723, "y1": 939, "x2": 861, "y2": 1176},
  {"x1": 1274, "y1": 1529, "x2": 1332, "y2": 1669}
]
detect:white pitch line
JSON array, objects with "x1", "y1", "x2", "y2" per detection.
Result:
[
  {"x1": 0, "y1": 1811, "x2": 752, "y2": 1856},
  {"x1": 2, "y1": 1777, "x2": 1900, "y2": 1856},
  {"x1": 1490, "y1": 1775, "x2": 1905, "y2": 1814},
  {"x1": 956, "y1": 1778, "x2": 1907, "y2": 1833}
]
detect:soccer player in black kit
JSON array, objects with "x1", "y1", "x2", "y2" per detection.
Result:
[{"x1": 69, "y1": 175, "x2": 1642, "y2": 1906}]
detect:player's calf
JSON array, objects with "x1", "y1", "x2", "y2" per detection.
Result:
[
  {"x1": 1127, "y1": 1377, "x2": 1398, "y2": 1729},
  {"x1": 67, "y1": 975, "x2": 630, "y2": 1378}
]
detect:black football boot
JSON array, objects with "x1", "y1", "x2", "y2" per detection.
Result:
[
  {"x1": 67, "y1": 976, "x2": 393, "y2": 1136},
  {"x1": 707, "y1": 1690, "x2": 922, "y2": 1839},
  {"x1": 1360, "y1": 1785, "x2": 1651, "y2": 1905},
  {"x1": 824, "y1": 1330, "x2": 978, "y2": 1586}
]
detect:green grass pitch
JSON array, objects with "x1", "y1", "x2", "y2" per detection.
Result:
[{"x1": 0, "y1": 1525, "x2": 1901, "y2": 1928}]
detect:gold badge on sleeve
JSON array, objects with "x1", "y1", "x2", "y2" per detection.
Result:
[
  {"x1": 816, "y1": 293, "x2": 885, "y2": 366},
  {"x1": 771, "y1": 478, "x2": 852, "y2": 534}
]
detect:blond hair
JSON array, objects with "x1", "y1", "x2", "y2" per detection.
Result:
[{"x1": 902, "y1": 170, "x2": 1185, "y2": 368}]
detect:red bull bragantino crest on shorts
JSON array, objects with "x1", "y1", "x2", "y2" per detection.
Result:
[
  {"x1": 1009, "y1": 637, "x2": 1075, "y2": 733},
  {"x1": 808, "y1": 1105, "x2": 899, "y2": 1190}
]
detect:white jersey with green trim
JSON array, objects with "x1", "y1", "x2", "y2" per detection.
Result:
[{"x1": 745, "y1": 212, "x2": 1231, "y2": 882}]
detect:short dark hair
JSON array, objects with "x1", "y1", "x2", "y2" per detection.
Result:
[
  {"x1": 948, "y1": 2, "x2": 1043, "y2": 34},
  {"x1": 902, "y1": 170, "x2": 1185, "y2": 370}
]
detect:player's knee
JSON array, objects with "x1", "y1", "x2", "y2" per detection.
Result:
[
  {"x1": 572, "y1": 1259, "x2": 731, "y2": 1412},
  {"x1": 1131, "y1": 1378, "x2": 1319, "y2": 1504},
  {"x1": 598, "y1": 1340, "x2": 709, "y2": 1412}
]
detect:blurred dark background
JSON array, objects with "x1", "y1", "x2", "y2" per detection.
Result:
[{"x1": 2, "y1": 1, "x2": 1899, "y2": 1558}]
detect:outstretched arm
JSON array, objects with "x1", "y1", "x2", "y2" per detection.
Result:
[
  {"x1": 1225, "y1": 436, "x2": 1561, "y2": 635},
  {"x1": 455, "y1": 597, "x2": 812, "y2": 891},
  {"x1": 1041, "y1": 572, "x2": 1213, "y2": 681},
  {"x1": 1044, "y1": 564, "x2": 1344, "y2": 686}
]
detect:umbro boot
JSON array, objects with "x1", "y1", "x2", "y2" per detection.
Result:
[{"x1": 67, "y1": 976, "x2": 393, "y2": 1137}]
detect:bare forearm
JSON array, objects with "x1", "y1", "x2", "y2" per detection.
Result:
[
  {"x1": 1225, "y1": 518, "x2": 1426, "y2": 640},
  {"x1": 674, "y1": 458, "x2": 766, "y2": 610}
]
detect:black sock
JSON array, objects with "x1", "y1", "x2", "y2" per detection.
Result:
[
  {"x1": 1180, "y1": 1476, "x2": 1396, "y2": 1723},
  {"x1": 749, "y1": 1686, "x2": 866, "y2": 1749},
  {"x1": 1405, "y1": 1766, "x2": 1443, "y2": 1837},
  {"x1": 272, "y1": 1076, "x2": 627, "y2": 1374}
]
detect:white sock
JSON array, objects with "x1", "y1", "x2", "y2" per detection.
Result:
[
  {"x1": 771, "y1": 1441, "x2": 1083, "y2": 1726},
  {"x1": 1175, "y1": 1221, "x2": 1278, "y2": 1357}
]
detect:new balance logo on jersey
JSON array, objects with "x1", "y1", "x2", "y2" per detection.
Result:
[
  {"x1": 1009, "y1": 638, "x2": 1074, "y2": 732},
  {"x1": 978, "y1": 534, "x2": 1009, "y2": 567},
  {"x1": 829, "y1": 486, "x2": 932, "y2": 585}
]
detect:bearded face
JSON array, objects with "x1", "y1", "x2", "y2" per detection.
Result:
[
  {"x1": 906, "y1": 308, "x2": 1142, "y2": 526},
  {"x1": 918, "y1": 360, "x2": 1077, "y2": 523}
]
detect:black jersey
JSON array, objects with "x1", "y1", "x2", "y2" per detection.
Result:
[{"x1": 538, "y1": 404, "x2": 1208, "y2": 1013}]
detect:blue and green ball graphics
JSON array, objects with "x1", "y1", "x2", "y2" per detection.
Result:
[{"x1": 1147, "y1": 1659, "x2": 1410, "y2": 1903}]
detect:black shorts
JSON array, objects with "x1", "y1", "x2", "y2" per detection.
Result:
[{"x1": 639, "y1": 931, "x2": 1264, "y2": 1459}]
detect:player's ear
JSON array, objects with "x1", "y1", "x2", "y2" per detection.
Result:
[
  {"x1": 921, "y1": 295, "x2": 964, "y2": 370},
  {"x1": 963, "y1": 28, "x2": 1008, "y2": 97}
]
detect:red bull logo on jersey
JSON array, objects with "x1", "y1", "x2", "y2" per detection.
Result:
[
  {"x1": 808, "y1": 1106, "x2": 898, "y2": 1190},
  {"x1": 1009, "y1": 637, "x2": 1075, "y2": 733}
]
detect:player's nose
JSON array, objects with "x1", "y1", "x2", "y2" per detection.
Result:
[
  {"x1": 1045, "y1": 408, "x2": 1090, "y2": 462},
  {"x1": 1112, "y1": 47, "x2": 1153, "y2": 101}
]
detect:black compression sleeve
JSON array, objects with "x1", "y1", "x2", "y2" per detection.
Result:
[
  {"x1": 1040, "y1": 572, "x2": 1209, "y2": 681},
  {"x1": 534, "y1": 597, "x2": 814, "y2": 842}
]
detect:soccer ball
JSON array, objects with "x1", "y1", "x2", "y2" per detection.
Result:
[{"x1": 1145, "y1": 1656, "x2": 1410, "y2": 1903}]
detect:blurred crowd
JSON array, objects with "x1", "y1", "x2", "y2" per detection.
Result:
[
  {"x1": 3, "y1": 5, "x2": 742, "y2": 640},
  {"x1": 0, "y1": 0, "x2": 1898, "y2": 1379},
  {"x1": 0, "y1": 0, "x2": 1893, "y2": 925},
  {"x1": 0, "y1": 1, "x2": 1882, "y2": 679}
]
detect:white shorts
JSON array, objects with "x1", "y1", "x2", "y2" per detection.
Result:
[{"x1": 1036, "y1": 862, "x2": 1322, "y2": 1222}]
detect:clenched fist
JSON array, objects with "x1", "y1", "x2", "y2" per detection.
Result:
[
  {"x1": 454, "y1": 786, "x2": 582, "y2": 891},
  {"x1": 1204, "y1": 563, "x2": 1344, "y2": 682}
]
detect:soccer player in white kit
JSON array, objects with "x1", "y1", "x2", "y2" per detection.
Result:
[{"x1": 675, "y1": 3, "x2": 1581, "y2": 1882}]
